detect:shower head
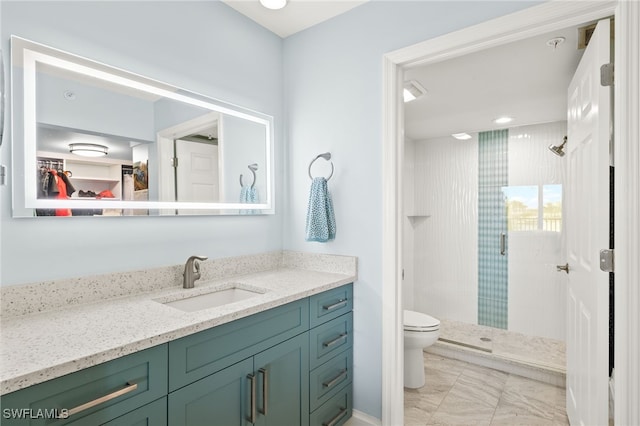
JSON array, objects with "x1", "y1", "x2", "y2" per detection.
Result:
[{"x1": 548, "y1": 136, "x2": 568, "y2": 157}]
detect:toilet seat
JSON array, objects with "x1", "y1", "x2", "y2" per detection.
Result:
[{"x1": 404, "y1": 310, "x2": 440, "y2": 332}]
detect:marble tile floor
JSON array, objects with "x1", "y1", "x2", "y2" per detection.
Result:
[{"x1": 405, "y1": 352, "x2": 569, "y2": 426}]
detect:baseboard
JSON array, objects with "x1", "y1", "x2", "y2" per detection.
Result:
[{"x1": 348, "y1": 409, "x2": 382, "y2": 426}]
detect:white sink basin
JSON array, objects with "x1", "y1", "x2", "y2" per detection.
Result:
[{"x1": 161, "y1": 287, "x2": 263, "y2": 312}]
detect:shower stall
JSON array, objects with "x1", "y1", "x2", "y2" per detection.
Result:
[{"x1": 403, "y1": 121, "x2": 567, "y2": 367}]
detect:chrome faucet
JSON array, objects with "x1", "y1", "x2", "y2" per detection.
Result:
[{"x1": 183, "y1": 255, "x2": 208, "y2": 289}]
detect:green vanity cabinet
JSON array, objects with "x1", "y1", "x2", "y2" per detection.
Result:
[
  {"x1": 307, "y1": 285, "x2": 354, "y2": 426},
  {"x1": 101, "y1": 397, "x2": 167, "y2": 426},
  {"x1": 168, "y1": 299, "x2": 309, "y2": 392},
  {"x1": 166, "y1": 284, "x2": 353, "y2": 426},
  {"x1": 0, "y1": 345, "x2": 168, "y2": 426},
  {"x1": 168, "y1": 358, "x2": 254, "y2": 426},
  {"x1": 167, "y1": 299, "x2": 310, "y2": 426},
  {"x1": 1, "y1": 284, "x2": 354, "y2": 426},
  {"x1": 168, "y1": 333, "x2": 309, "y2": 426}
]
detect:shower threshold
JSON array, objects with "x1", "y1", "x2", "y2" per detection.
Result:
[
  {"x1": 431, "y1": 318, "x2": 566, "y2": 387},
  {"x1": 438, "y1": 337, "x2": 492, "y2": 353}
]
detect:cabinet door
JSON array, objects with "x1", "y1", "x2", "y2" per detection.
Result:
[
  {"x1": 168, "y1": 358, "x2": 253, "y2": 426},
  {"x1": 101, "y1": 397, "x2": 166, "y2": 426},
  {"x1": 254, "y1": 333, "x2": 309, "y2": 426}
]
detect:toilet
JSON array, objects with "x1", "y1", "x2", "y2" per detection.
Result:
[{"x1": 403, "y1": 309, "x2": 441, "y2": 389}]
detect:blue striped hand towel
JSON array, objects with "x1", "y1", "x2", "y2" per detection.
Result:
[
  {"x1": 305, "y1": 177, "x2": 336, "y2": 242},
  {"x1": 240, "y1": 185, "x2": 259, "y2": 214}
]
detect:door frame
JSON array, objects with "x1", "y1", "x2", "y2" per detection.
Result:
[{"x1": 381, "y1": 2, "x2": 640, "y2": 425}]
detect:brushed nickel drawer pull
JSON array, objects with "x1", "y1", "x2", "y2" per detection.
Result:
[
  {"x1": 247, "y1": 374, "x2": 256, "y2": 423},
  {"x1": 323, "y1": 369, "x2": 348, "y2": 388},
  {"x1": 63, "y1": 382, "x2": 138, "y2": 418},
  {"x1": 258, "y1": 368, "x2": 268, "y2": 415},
  {"x1": 323, "y1": 407, "x2": 348, "y2": 426},
  {"x1": 323, "y1": 333, "x2": 347, "y2": 348},
  {"x1": 323, "y1": 299, "x2": 347, "y2": 311}
]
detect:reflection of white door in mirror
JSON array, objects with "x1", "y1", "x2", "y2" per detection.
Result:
[
  {"x1": 176, "y1": 140, "x2": 219, "y2": 215},
  {"x1": 157, "y1": 112, "x2": 221, "y2": 214}
]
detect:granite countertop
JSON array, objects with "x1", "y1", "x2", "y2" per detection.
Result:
[{"x1": 0, "y1": 265, "x2": 356, "y2": 395}]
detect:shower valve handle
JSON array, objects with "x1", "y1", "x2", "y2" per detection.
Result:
[{"x1": 556, "y1": 263, "x2": 570, "y2": 274}]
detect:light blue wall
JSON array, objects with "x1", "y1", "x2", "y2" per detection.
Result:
[
  {"x1": 0, "y1": 0, "x2": 543, "y2": 420},
  {"x1": 0, "y1": 1, "x2": 284, "y2": 285},
  {"x1": 282, "y1": 0, "x2": 539, "y2": 418}
]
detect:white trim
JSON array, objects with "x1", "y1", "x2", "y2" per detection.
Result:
[
  {"x1": 349, "y1": 409, "x2": 382, "y2": 426},
  {"x1": 614, "y1": 2, "x2": 640, "y2": 425},
  {"x1": 381, "y1": 55, "x2": 404, "y2": 426},
  {"x1": 381, "y1": 2, "x2": 639, "y2": 425}
]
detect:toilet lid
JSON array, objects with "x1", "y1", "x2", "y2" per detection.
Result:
[{"x1": 404, "y1": 310, "x2": 440, "y2": 331}]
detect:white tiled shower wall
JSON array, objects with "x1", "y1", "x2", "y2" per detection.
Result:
[{"x1": 404, "y1": 121, "x2": 567, "y2": 341}]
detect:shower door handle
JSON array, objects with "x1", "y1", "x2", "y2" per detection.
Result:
[{"x1": 500, "y1": 233, "x2": 506, "y2": 255}]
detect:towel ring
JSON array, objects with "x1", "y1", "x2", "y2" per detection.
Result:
[
  {"x1": 239, "y1": 163, "x2": 258, "y2": 189},
  {"x1": 308, "y1": 152, "x2": 334, "y2": 181}
]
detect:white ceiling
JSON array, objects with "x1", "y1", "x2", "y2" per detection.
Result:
[
  {"x1": 222, "y1": 1, "x2": 588, "y2": 141},
  {"x1": 404, "y1": 25, "x2": 585, "y2": 140},
  {"x1": 221, "y1": 0, "x2": 369, "y2": 38}
]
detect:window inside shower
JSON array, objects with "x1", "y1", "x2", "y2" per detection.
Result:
[{"x1": 503, "y1": 184, "x2": 562, "y2": 232}]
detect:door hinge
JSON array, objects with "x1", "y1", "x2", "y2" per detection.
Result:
[
  {"x1": 601, "y1": 63, "x2": 614, "y2": 86},
  {"x1": 171, "y1": 157, "x2": 178, "y2": 168},
  {"x1": 0, "y1": 164, "x2": 6, "y2": 186},
  {"x1": 600, "y1": 249, "x2": 614, "y2": 272}
]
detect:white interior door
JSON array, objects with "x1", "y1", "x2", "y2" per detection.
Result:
[
  {"x1": 175, "y1": 139, "x2": 219, "y2": 203},
  {"x1": 565, "y1": 18, "x2": 611, "y2": 426}
]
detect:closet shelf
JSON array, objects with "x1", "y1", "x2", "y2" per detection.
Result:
[{"x1": 70, "y1": 176, "x2": 120, "y2": 183}]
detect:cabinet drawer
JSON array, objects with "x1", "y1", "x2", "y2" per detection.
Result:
[
  {"x1": 1, "y1": 345, "x2": 168, "y2": 426},
  {"x1": 309, "y1": 284, "x2": 353, "y2": 328},
  {"x1": 101, "y1": 397, "x2": 166, "y2": 426},
  {"x1": 169, "y1": 299, "x2": 309, "y2": 391},
  {"x1": 309, "y1": 313, "x2": 353, "y2": 370},
  {"x1": 309, "y1": 383, "x2": 352, "y2": 426},
  {"x1": 309, "y1": 349, "x2": 353, "y2": 411}
]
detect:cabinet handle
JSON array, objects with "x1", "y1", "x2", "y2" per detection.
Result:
[
  {"x1": 323, "y1": 299, "x2": 347, "y2": 311},
  {"x1": 258, "y1": 368, "x2": 268, "y2": 415},
  {"x1": 323, "y1": 333, "x2": 348, "y2": 348},
  {"x1": 60, "y1": 382, "x2": 138, "y2": 418},
  {"x1": 500, "y1": 232, "x2": 506, "y2": 255},
  {"x1": 323, "y1": 369, "x2": 348, "y2": 389},
  {"x1": 323, "y1": 407, "x2": 348, "y2": 426},
  {"x1": 247, "y1": 374, "x2": 256, "y2": 423}
]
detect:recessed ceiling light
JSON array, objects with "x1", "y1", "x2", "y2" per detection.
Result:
[
  {"x1": 452, "y1": 133, "x2": 472, "y2": 140},
  {"x1": 403, "y1": 80, "x2": 427, "y2": 103},
  {"x1": 493, "y1": 116, "x2": 513, "y2": 124},
  {"x1": 63, "y1": 90, "x2": 76, "y2": 101},
  {"x1": 69, "y1": 143, "x2": 108, "y2": 157},
  {"x1": 260, "y1": 0, "x2": 287, "y2": 10}
]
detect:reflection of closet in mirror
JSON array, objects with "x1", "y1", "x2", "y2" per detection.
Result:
[{"x1": 35, "y1": 124, "x2": 150, "y2": 216}]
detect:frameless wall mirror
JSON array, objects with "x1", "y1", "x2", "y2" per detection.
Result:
[{"x1": 11, "y1": 36, "x2": 274, "y2": 217}]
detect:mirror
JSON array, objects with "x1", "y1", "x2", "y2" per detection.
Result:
[{"x1": 11, "y1": 36, "x2": 274, "y2": 217}]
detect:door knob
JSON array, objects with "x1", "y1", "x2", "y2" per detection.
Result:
[{"x1": 556, "y1": 263, "x2": 570, "y2": 274}]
